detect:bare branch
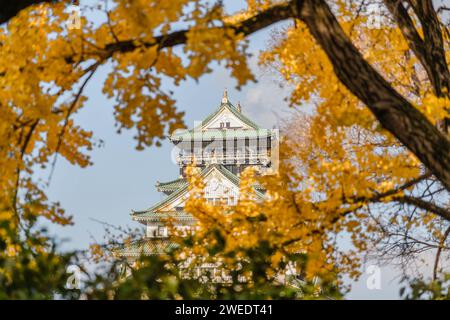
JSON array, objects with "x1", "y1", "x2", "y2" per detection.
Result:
[{"x1": 433, "y1": 225, "x2": 450, "y2": 280}]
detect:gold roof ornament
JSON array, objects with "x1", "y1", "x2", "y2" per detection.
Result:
[
  {"x1": 221, "y1": 89, "x2": 229, "y2": 103},
  {"x1": 237, "y1": 101, "x2": 241, "y2": 112}
]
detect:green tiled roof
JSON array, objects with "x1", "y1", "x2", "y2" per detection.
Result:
[
  {"x1": 156, "y1": 177, "x2": 187, "y2": 192},
  {"x1": 170, "y1": 101, "x2": 265, "y2": 141},
  {"x1": 201, "y1": 101, "x2": 261, "y2": 130},
  {"x1": 156, "y1": 169, "x2": 264, "y2": 192},
  {"x1": 115, "y1": 239, "x2": 178, "y2": 257},
  {"x1": 132, "y1": 164, "x2": 265, "y2": 222},
  {"x1": 156, "y1": 169, "x2": 265, "y2": 194}
]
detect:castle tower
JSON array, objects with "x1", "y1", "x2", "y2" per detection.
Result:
[{"x1": 119, "y1": 92, "x2": 275, "y2": 258}]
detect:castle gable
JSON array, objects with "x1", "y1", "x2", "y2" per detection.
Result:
[
  {"x1": 202, "y1": 105, "x2": 253, "y2": 130},
  {"x1": 157, "y1": 165, "x2": 240, "y2": 211},
  {"x1": 132, "y1": 165, "x2": 245, "y2": 222}
]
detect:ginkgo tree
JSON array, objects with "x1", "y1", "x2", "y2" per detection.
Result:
[{"x1": 0, "y1": 0, "x2": 449, "y2": 298}]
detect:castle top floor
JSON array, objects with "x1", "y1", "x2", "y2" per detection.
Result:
[
  {"x1": 170, "y1": 90, "x2": 274, "y2": 143},
  {"x1": 169, "y1": 91, "x2": 278, "y2": 175}
]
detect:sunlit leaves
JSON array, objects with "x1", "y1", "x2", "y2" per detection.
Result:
[{"x1": 0, "y1": 0, "x2": 449, "y2": 298}]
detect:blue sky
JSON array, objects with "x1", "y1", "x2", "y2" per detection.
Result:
[{"x1": 40, "y1": 1, "x2": 404, "y2": 299}]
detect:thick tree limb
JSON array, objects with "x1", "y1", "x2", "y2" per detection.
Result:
[
  {"x1": 295, "y1": 0, "x2": 450, "y2": 191},
  {"x1": 342, "y1": 173, "x2": 449, "y2": 221},
  {"x1": 99, "y1": 3, "x2": 294, "y2": 57},
  {"x1": 343, "y1": 174, "x2": 450, "y2": 221},
  {"x1": 383, "y1": 0, "x2": 447, "y2": 96},
  {"x1": 407, "y1": 0, "x2": 450, "y2": 96},
  {"x1": 392, "y1": 195, "x2": 450, "y2": 221}
]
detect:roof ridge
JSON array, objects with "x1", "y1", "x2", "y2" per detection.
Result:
[
  {"x1": 198, "y1": 102, "x2": 234, "y2": 130},
  {"x1": 187, "y1": 101, "x2": 261, "y2": 133},
  {"x1": 224, "y1": 102, "x2": 261, "y2": 129}
]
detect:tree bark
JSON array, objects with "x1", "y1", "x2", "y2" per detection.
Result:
[
  {"x1": 295, "y1": 0, "x2": 450, "y2": 191},
  {"x1": 407, "y1": 0, "x2": 450, "y2": 96},
  {"x1": 383, "y1": 0, "x2": 445, "y2": 95}
]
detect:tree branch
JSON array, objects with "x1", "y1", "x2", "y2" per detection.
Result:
[
  {"x1": 433, "y1": 225, "x2": 450, "y2": 281},
  {"x1": 12, "y1": 119, "x2": 39, "y2": 225},
  {"x1": 392, "y1": 195, "x2": 450, "y2": 221},
  {"x1": 407, "y1": 0, "x2": 450, "y2": 96},
  {"x1": 95, "y1": 2, "x2": 294, "y2": 59},
  {"x1": 6, "y1": 0, "x2": 450, "y2": 191},
  {"x1": 48, "y1": 61, "x2": 100, "y2": 183},
  {"x1": 295, "y1": 0, "x2": 450, "y2": 191},
  {"x1": 383, "y1": 0, "x2": 439, "y2": 93}
]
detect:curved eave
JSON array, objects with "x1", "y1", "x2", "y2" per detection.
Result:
[
  {"x1": 156, "y1": 178, "x2": 187, "y2": 191},
  {"x1": 114, "y1": 239, "x2": 179, "y2": 257},
  {"x1": 131, "y1": 212, "x2": 196, "y2": 224}
]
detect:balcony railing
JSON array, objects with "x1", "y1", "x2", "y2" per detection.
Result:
[{"x1": 176, "y1": 152, "x2": 271, "y2": 165}]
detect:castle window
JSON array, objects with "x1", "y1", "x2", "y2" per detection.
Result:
[
  {"x1": 157, "y1": 226, "x2": 167, "y2": 237},
  {"x1": 220, "y1": 121, "x2": 231, "y2": 128}
]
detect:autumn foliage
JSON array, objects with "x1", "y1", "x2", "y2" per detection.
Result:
[{"x1": 0, "y1": 0, "x2": 449, "y2": 299}]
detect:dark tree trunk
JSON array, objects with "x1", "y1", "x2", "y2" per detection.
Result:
[{"x1": 296, "y1": 0, "x2": 450, "y2": 191}]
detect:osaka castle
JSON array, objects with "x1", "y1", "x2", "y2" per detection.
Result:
[{"x1": 118, "y1": 90, "x2": 278, "y2": 259}]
